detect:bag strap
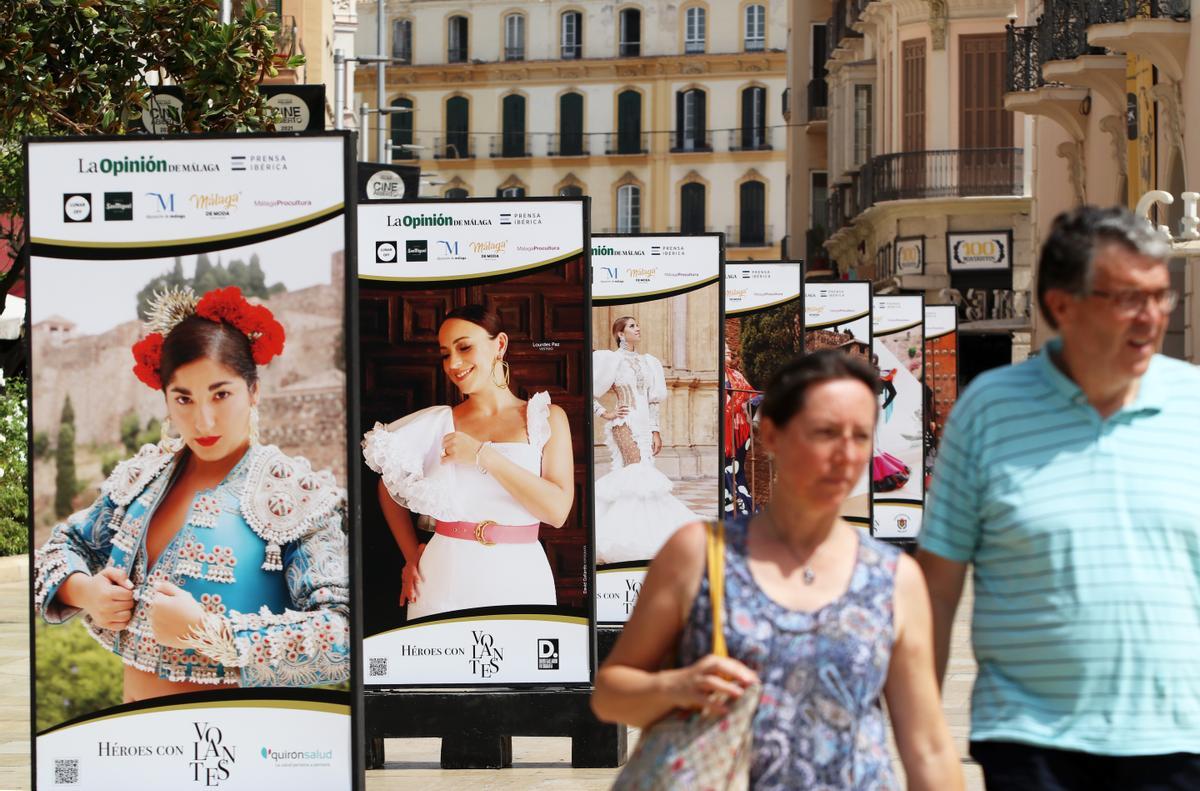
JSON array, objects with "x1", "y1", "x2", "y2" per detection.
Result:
[{"x1": 707, "y1": 520, "x2": 727, "y2": 658}]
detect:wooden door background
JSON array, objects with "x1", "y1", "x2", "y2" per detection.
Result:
[{"x1": 359, "y1": 258, "x2": 589, "y2": 636}]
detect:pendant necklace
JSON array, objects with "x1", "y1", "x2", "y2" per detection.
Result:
[{"x1": 763, "y1": 508, "x2": 818, "y2": 585}]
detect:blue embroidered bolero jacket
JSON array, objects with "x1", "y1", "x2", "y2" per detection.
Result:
[{"x1": 34, "y1": 442, "x2": 349, "y2": 687}]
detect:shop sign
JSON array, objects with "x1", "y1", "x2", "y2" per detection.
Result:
[{"x1": 947, "y1": 231, "x2": 1012, "y2": 271}]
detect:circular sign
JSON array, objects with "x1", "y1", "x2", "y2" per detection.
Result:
[
  {"x1": 376, "y1": 241, "x2": 398, "y2": 263},
  {"x1": 266, "y1": 92, "x2": 311, "y2": 132},
  {"x1": 366, "y1": 170, "x2": 406, "y2": 200},
  {"x1": 141, "y1": 94, "x2": 184, "y2": 134},
  {"x1": 64, "y1": 195, "x2": 91, "y2": 222}
]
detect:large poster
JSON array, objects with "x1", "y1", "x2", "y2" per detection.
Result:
[
  {"x1": 923, "y1": 305, "x2": 958, "y2": 491},
  {"x1": 723, "y1": 262, "x2": 803, "y2": 516},
  {"x1": 358, "y1": 198, "x2": 591, "y2": 685},
  {"x1": 591, "y1": 234, "x2": 722, "y2": 625},
  {"x1": 872, "y1": 295, "x2": 925, "y2": 540},
  {"x1": 803, "y1": 281, "x2": 872, "y2": 527},
  {"x1": 27, "y1": 134, "x2": 355, "y2": 789}
]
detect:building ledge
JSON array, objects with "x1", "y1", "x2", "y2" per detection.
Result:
[
  {"x1": 1041, "y1": 54, "x2": 1127, "y2": 111},
  {"x1": 1088, "y1": 19, "x2": 1190, "y2": 82},
  {"x1": 1004, "y1": 86, "x2": 1089, "y2": 140}
]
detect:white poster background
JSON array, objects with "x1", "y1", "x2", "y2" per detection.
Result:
[
  {"x1": 37, "y1": 701, "x2": 349, "y2": 790},
  {"x1": 725, "y1": 263, "x2": 803, "y2": 315},
  {"x1": 872, "y1": 296, "x2": 924, "y2": 540},
  {"x1": 925, "y1": 304, "x2": 957, "y2": 339},
  {"x1": 27, "y1": 135, "x2": 352, "y2": 790},
  {"x1": 805, "y1": 282, "x2": 872, "y2": 522},
  {"x1": 358, "y1": 200, "x2": 585, "y2": 281}
]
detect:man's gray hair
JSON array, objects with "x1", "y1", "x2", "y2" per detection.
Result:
[{"x1": 1037, "y1": 205, "x2": 1172, "y2": 329}]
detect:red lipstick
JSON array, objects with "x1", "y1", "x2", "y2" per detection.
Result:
[{"x1": 195, "y1": 436, "x2": 221, "y2": 447}]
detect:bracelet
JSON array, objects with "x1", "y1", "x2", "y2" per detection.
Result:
[{"x1": 475, "y1": 441, "x2": 492, "y2": 475}]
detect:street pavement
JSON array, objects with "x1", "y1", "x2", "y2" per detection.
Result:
[{"x1": 0, "y1": 559, "x2": 982, "y2": 790}]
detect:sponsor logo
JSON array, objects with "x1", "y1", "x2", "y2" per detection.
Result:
[
  {"x1": 145, "y1": 191, "x2": 186, "y2": 219},
  {"x1": 103, "y1": 191, "x2": 133, "y2": 221},
  {"x1": 499, "y1": 212, "x2": 512, "y2": 225},
  {"x1": 77, "y1": 156, "x2": 219, "y2": 176},
  {"x1": 504, "y1": 211, "x2": 543, "y2": 226},
  {"x1": 63, "y1": 193, "x2": 91, "y2": 222},
  {"x1": 624, "y1": 579, "x2": 642, "y2": 615},
  {"x1": 895, "y1": 515, "x2": 910, "y2": 532},
  {"x1": 388, "y1": 213, "x2": 494, "y2": 228},
  {"x1": 191, "y1": 721, "x2": 236, "y2": 786},
  {"x1": 591, "y1": 245, "x2": 645, "y2": 257},
  {"x1": 629, "y1": 267, "x2": 656, "y2": 283},
  {"x1": 230, "y1": 154, "x2": 288, "y2": 173},
  {"x1": 252, "y1": 198, "x2": 313, "y2": 209},
  {"x1": 537, "y1": 638, "x2": 559, "y2": 670},
  {"x1": 650, "y1": 245, "x2": 661, "y2": 256},
  {"x1": 260, "y1": 746, "x2": 334, "y2": 766},
  {"x1": 470, "y1": 630, "x2": 504, "y2": 678},
  {"x1": 405, "y1": 240, "x2": 428, "y2": 262},
  {"x1": 469, "y1": 240, "x2": 506, "y2": 259},
  {"x1": 266, "y1": 92, "x2": 311, "y2": 132},
  {"x1": 375, "y1": 241, "x2": 398, "y2": 263},
  {"x1": 366, "y1": 170, "x2": 406, "y2": 200},
  {"x1": 231, "y1": 155, "x2": 246, "y2": 171},
  {"x1": 435, "y1": 240, "x2": 466, "y2": 261},
  {"x1": 598, "y1": 266, "x2": 621, "y2": 283},
  {"x1": 141, "y1": 93, "x2": 184, "y2": 134},
  {"x1": 189, "y1": 192, "x2": 241, "y2": 218}
]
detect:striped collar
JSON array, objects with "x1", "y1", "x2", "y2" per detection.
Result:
[{"x1": 1036, "y1": 337, "x2": 1165, "y2": 416}]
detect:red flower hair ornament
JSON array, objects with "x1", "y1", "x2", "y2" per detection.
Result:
[{"x1": 130, "y1": 286, "x2": 286, "y2": 390}]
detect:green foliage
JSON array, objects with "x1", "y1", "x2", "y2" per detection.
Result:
[
  {"x1": 0, "y1": 378, "x2": 27, "y2": 555},
  {"x1": 119, "y1": 412, "x2": 141, "y2": 453},
  {"x1": 739, "y1": 302, "x2": 804, "y2": 392},
  {"x1": 136, "y1": 417, "x2": 161, "y2": 449},
  {"x1": 33, "y1": 430, "x2": 50, "y2": 459},
  {"x1": 54, "y1": 422, "x2": 75, "y2": 519},
  {"x1": 137, "y1": 253, "x2": 285, "y2": 319},
  {"x1": 60, "y1": 394, "x2": 74, "y2": 429},
  {"x1": 0, "y1": 1, "x2": 305, "y2": 289},
  {"x1": 36, "y1": 619, "x2": 123, "y2": 732},
  {"x1": 100, "y1": 451, "x2": 122, "y2": 479}
]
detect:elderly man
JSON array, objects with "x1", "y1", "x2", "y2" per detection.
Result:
[{"x1": 918, "y1": 205, "x2": 1200, "y2": 790}]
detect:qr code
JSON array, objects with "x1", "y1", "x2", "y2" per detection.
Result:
[
  {"x1": 368, "y1": 657, "x2": 388, "y2": 677},
  {"x1": 54, "y1": 759, "x2": 79, "y2": 784}
]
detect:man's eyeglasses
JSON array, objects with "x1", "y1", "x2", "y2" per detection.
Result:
[{"x1": 1086, "y1": 288, "x2": 1179, "y2": 315}]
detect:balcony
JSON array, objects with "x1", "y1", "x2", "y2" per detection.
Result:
[
  {"x1": 561, "y1": 42, "x2": 582, "y2": 60},
  {"x1": 1089, "y1": 0, "x2": 1191, "y2": 81},
  {"x1": 447, "y1": 46, "x2": 468, "y2": 64},
  {"x1": 546, "y1": 133, "x2": 591, "y2": 157},
  {"x1": 1005, "y1": 23, "x2": 1089, "y2": 139},
  {"x1": 670, "y1": 130, "x2": 713, "y2": 153},
  {"x1": 828, "y1": 0, "x2": 863, "y2": 56},
  {"x1": 489, "y1": 133, "x2": 531, "y2": 159},
  {"x1": 807, "y1": 78, "x2": 829, "y2": 124},
  {"x1": 619, "y1": 40, "x2": 640, "y2": 58},
  {"x1": 726, "y1": 224, "x2": 774, "y2": 248},
  {"x1": 503, "y1": 47, "x2": 525, "y2": 62},
  {"x1": 432, "y1": 136, "x2": 475, "y2": 160},
  {"x1": 604, "y1": 132, "x2": 649, "y2": 155},
  {"x1": 727, "y1": 127, "x2": 776, "y2": 152}
]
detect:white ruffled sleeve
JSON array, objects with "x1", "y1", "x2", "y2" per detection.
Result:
[
  {"x1": 645, "y1": 354, "x2": 668, "y2": 432},
  {"x1": 361, "y1": 405, "x2": 458, "y2": 520},
  {"x1": 527, "y1": 392, "x2": 553, "y2": 452}
]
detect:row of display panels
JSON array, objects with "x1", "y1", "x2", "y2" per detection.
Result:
[{"x1": 24, "y1": 133, "x2": 956, "y2": 789}]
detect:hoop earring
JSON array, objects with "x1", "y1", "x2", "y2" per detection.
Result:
[
  {"x1": 249, "y1": 405, "x2": 261, "y2": 445},
  {"x1": 618, "y1": 336, "x2": 629, "y2": 350},
  {"x1": 491, "y1": 358, "x2": 511, "y2": 389},
  {"x1": 160, "y1": 417, "x2": 185, "y2": 453}
]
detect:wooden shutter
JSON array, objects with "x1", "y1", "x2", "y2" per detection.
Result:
[
  {"x1": 446, "y1": 96, "x2": 469, "y2": 158},
  {"x1": 559, "y1": 92, "x2": 583, "y2": 156},
  {"x1": 681, "y1": 183, "x2": 705, "y2": 233},
  {"x1": 618, "y1": 90, "x2": 641, "y2": 154},
  {"x1": 901, "y1": 39, "x2": 925, "y2": 152},
  {"x1": 960, "y1": 34, "x2": 1014, "y2": 194},
  {"x1": 740, "y1": 181, "x2": 765, "y2": 245}
]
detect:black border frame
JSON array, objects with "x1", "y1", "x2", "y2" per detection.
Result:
[
  {"x1": 22, "y1": 129, "x2": 362, "y2": 791},
  {"x1": 894, "y1": 235, "x2": 925, "y2": 277},
  {"x1": 354, "y1": 195, "x2": 597, "y2": 690},
  {"x1": 946, "y1": 229, "x2": 1014, "y2": 273}
]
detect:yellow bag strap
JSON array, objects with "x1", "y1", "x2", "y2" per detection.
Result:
[{"x1": 707, "y1": 520, "x2": 727, "y2": 658}]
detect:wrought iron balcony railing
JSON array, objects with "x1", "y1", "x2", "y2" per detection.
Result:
[
  {"x1": 546, "y1": 132, "x2": 590, "y2": 157},
  {"x1": 561, "y1": 42, "x2": 582, "y2": 60},
  {"x1": 489, "y1": 133, "x2": 531, "y2": 158},
  {"x1": 1006, "y1": 24, "x2": 1047, "y2": 92},
  {"x1": 447, "y1": 46, "x2": 468, "y2": 64},
  {"x1": 728, "y1": 126, "x2": 775, "y2": 151},
  {"x1": 1091, "y1": 0, "x2": 1191, "y2": 21},
  {"x1": 807, "y1": 78, "x2": 829, "y2": 122},
  {"x1": 432, "y1": 136, "x2": 475, "y2": 159},
  {"x1": 726, "y1": 224, "x2": 774, "y2": 248},
  {"x1": 829, "y1": 0, "x2": 863, "y2": 52},
  {"x1": 503, "y1": 46, "x2": 525, "y2": 62},
  {"x1": 604, "y1": 132, "x2": 649, "y2": 155},
  {"x1": 1040, "y1": 0, "x2": 1105, "y2": 64},
  {"x1": 670, "y1": 130, "x2": 713, "y2": 153}
]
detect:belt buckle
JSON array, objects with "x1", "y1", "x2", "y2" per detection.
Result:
[{"x1": 474, "y1": 520, "x2": 496, "y2": 546}]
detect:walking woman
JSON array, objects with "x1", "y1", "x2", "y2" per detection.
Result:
[{"x1": 593, "y1": 351, "x2": 962, "y2": 790}]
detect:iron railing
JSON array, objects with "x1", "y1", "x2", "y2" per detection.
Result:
[
  {"x1": 726, "y1": 224, "x2": 774, "y2": 247},
  {"x1": 619, "y1": 40, "x2": 641, "y2": 57},
  {"x1": 671, "y1": 130, "x2": 713, "y2": 153},
  {"x1": 861, "y1": 148, "x2": 1023, "y2": 206},
  {"x1": 447, "y1": 45, "x2": 468, "y2": 64},
  {"x1": 503, "y1": 46, "x2": 525, "y2": 61},
  {"x1": 728, "y1": 126, "x2": 775, "y2": 151},
  {"x1": 432, "y1": 136, "x2": 475, "y2": 159},
  {"x1": 828, "y1": 0, "x2": 863, "y2": 53},
  {"x1": 546, "y1": 132, "x2": 590, "y2": 157},
  {"x1": 604, "y1": 132, "x2": 649, "y2": 155},
  {"x1": 1091, "y1": 0, "x2": 1191, "y2": 20},
  {"x1": 1005, "y1": 24, "x2": 1047, "y2": 92},
  {"x1": 807, "y1": 78, "x2": 829, "y2": 122},
  {"x1": 665, "y1": 224, "x2": 715, "y2": 234},
  {"x1": 1040, "y1": 0, "x2": 1104, "y2": 65},
  {"x1": 489, "y1": 133, "x2": 531, "y2": 158},
  {"x1": 561, "y1": 42, "x2": 582, "y2": 59}
]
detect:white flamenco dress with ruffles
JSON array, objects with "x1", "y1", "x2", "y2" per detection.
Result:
[
  {"x1": 593, "y1": 349, "x2": 700, "y2": 565},
  {"x1": 362, "y1": 392, "x2": 557, "y2": 620}
]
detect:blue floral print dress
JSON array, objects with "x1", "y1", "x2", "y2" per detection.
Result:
[{"x1": 678, "y1": 515, "x2": 901, "y2": 790}]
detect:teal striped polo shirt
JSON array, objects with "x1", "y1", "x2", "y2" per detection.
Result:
[{"x1": 921, "y1": 339, "x2": 1200, "y2": 755}]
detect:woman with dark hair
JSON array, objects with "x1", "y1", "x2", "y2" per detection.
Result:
[
  {"x1": 33, "y1": 287, "x2": 349, "y2": 702},
  {"x1": 363, "y1": 305, "x2": 574, "y2": 619},
  {"x1": 593, "y1": 315, "x2": 699, "y2": 565},
  {"x1": 593, "y1": 350, "x2": 962, "y2": 790}
]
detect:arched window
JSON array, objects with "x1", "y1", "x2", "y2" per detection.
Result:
[
  {"x1": 680, "y1": 182, "x2": 705, "y2": 233},
  {"x1": 392, "y1": 19, "x2": 412, "y2": 63},
  {"x1": 558, "y1": 92, "x2": 584, "y2": 156},
  {"x1": 389, "y1": 97, "x2": 414, "y2": 160},
  {"x1": 743, "y1": 4, "x2": 765, "y2": 51},
  {"x1": 504, "y1": 14, "x2": 525, "y2": 61},
  {"x1": 559, "y1": 185, "x2": 584, "y2": 197},
  {"x1": 498, "y1": 185, "x2": 526, "y2": 198},
  {"x1": 739, "y1": 180, "x2": 766, "y2": 246},
  {"x1": 561, "y1": 11, "x2": 582, "y2": 59},
  {"x1": 448, "y1": 15, "x2": 468, "y2": 63},
  {"x1": 740, "y1": 86, "x2": 766, "y2": 149},
  {"x1": 619, "y1": 8, "x2": 641, "y2": 57},
  {"x1": 674, "y1": 88, "x2": 708, "y2": 151},
  {"x1": 500, "y1": 94, "x2": 527, "y2": 157},
  {"x1": 684, "y1": 7, "x2": 706, "y2": 53},
  {"x1": 617, "y1": 183, "x2": 641, "y2": 233},
  {"x1": 616, "y1": 89, "x2": 643, "y2": 154},
  {"x1": 444, "y1": 95, "x2": 470, "y2": 158},
  {"x1": 445, "y1": 187, "x2": 468, "y2": 199}
]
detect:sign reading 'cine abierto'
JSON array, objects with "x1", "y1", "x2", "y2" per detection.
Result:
[
  {"x1": 591, "y1": 234, "x2": 723, "y2": 625},
  {"x1": 357, "y1": 198, "x2": 592, "y2": 686},
  {"x1": 27, "y1": 133, "x2": 355, "y2": 791}
]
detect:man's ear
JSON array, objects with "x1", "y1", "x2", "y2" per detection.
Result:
[{"x1": 1041, "y1": 289, "x2": 1076, "y2": 329}]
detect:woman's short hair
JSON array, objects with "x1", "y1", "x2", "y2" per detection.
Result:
[
  {"x1": 160, "y1": 315, "x2": 258, "y2": 390},
  {"x1": 758, "y1": 350, "x2": 880, "y2": 427},
  {"x1": 444, "y1": 304, "x2": 503, "y2": 338},
  {"x1": 612, "y1": 315, "x2": 635, "y2": 347}
]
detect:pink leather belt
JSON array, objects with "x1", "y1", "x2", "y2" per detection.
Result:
[{"x1": 435, "y1": 520, "x2": 540, "y2": 545}]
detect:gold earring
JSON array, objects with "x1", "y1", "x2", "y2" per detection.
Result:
[
  {"x1": 491, "y1": 358, "x2": 511, "y2": 389},
  {"x1": 249, "y1": 405, "x2": 260, "y2": 445},
  {"x1": 160, "y1": 417, "x2": 184, "y2": 453}
]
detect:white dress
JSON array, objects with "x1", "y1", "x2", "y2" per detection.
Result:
[
  {"x1": 593, "y1": 349, "x2": 700, "y2": 565},
  {"x1": 362, "y1": 392, "x2": 557, "y2": 619}
]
